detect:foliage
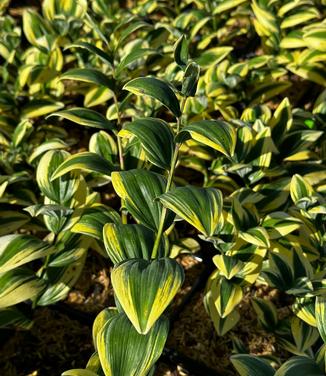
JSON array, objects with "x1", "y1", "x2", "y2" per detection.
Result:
[{"x1": 0, "y1": 0, "x2": 325, "y2": 375}]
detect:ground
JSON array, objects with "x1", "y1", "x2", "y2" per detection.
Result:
[{"x1": 0, "y1": 253, "x2": 288, "y2": 376}]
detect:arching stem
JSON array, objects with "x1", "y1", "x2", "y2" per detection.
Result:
[{"x1": 151, "y1": 96, "x2": 187, "y2": 258}]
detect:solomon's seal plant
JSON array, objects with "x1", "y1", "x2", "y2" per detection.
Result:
[{"x1": 0, "y1": 0, "x2": 325, "y2": 375}]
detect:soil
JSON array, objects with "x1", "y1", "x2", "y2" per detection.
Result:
[{"x1": 0, "y1": 253, "x2": 288, "y2": 376}]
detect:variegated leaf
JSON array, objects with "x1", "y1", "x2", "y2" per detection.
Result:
[
  {"x1": 36, "y1": 150, "x2": 79, "y2": 204},
  {"x1": 97, "y1": 313, "x2": 168, "y2": 376},
  {"x1": 0, "y1": 268, "x2": 45, "y2": 308},
  {"x1": 160, "y1": 186, "x2": 223, "y2": 237},
  {"x1": 111, "y1": 258, "x2": 184, "y2": 334},
  {"x1": 123, "y1": 77, "x2": 181, "y2": 118},
  {"x1": 210, "y1": 276, "x2": 243, "y2": 318},
  {"x1": 178, "y1": 120, "x2": 236, "y2": 158},
  {"x1": 111, "y1": 170, "x2": 174, "y2": 231},
  {"x1": 70, "y1": 204, "x2": 120, "y2": 240},
  {"x1": 0, "y1": 234, "x2": 55, "y2": 273},
  {"x1": 103, "y1": 223, "x2": 166, "y2": 264},
  {"x1": 316, "y1": 296, "x2": 326, "y2": 344},
  {"x1": 51, "y1": 152, "x2": 114, "y2": 180},
  {"x1": 119, "y1": 118, "x2": 174, "y2": 170},
  {"x1": 231, "y1": 354, "x2": 275, "y2": 376}
]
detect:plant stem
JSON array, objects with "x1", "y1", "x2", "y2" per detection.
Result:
[
  {"x1": 174, "y1": 0, "x2": 180, "y2": 14},
  {"x1": 151, "y1": 97, "x2": 187, "y2": 258},
  {"x1": 33, "y1": 233, "x2": 57, "y2": 309},
  {"x1": 113, "y1": 92, "x2": 128, "y2": 224},
  {"x1": 207, "y1": 0, "x2": 217, "y2": 32},
  {"x1": 41, "y1": 232, "x2": 57, "y2": 278},
  {"x1": 113, "y1": 93, "x2": 125, "y2": 171}
]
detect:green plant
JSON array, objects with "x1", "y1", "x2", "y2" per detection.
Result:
[{"x1": 0, "y1": 1, "x2": 325, "y2": 375}]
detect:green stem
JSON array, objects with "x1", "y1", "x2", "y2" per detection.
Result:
[
  {"x1": 113, "y1": 93, "x2": 125, "y2": 171},
  {"x1": 207, "y1": 0, "x2": 217, "y2": 31},
  {"x1": 113, "y1": 92, "x2": 128, "y2": 224},
  {"x1": 41, "y1": 232, "x2": 57, "y2": 278},
  {"x1": 33, "y1": 233, "x2": 57, "y2": 309},
  {"x1": 174, "y1": 0, "x2": 180, "y2": 14},
  {"x1": 151, "y1": 97, "x2": 187, "y2": 259}
]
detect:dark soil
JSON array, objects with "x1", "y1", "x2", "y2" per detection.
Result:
[{"x1": 0, "y1": 253, "x2": 286, "y2": 376}]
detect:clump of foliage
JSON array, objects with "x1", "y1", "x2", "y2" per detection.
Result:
[{"x1": 0, "y1": 0, "x2": 325, "y2": 375}]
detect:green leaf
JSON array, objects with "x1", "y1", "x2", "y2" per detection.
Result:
[
  {"x1": 116, "y1": 49, "x2": 158, "y2": 75},
  {"x1": 22, "y1": 9, "x2": 54, "y2": 51},
  {"x1": 62, "y1": 370, "x2": 98, "y2": 376},
  {"x1": 47, "y1": 232, "x2": 86, "y2": 268},
  {"x1": 111, "y1": 170, "x2": 174, "y2": 231},
  {"x1": 292, "y1": 298, "x2": 317, "y2": 327},
  {"x1": 117, "y1": 20, "x2": 151, "y2": 46},
  {"x1": 97, "y1": 313, "x2": 168, "y2": 376},
  {"x1": 86, "y1": 351, "x2": 103, "y2": 374},
  {"x1": 123, "y1": 77, "x2": 181, "y2": 118},
  {"x1": 160, "y1": 186, "x2": 223, "y2": 237},
  {"x1": 84, "y1": 86, "x2": 113, "y2": 108},
  {"x1": 12, "y1": 119, "x2": 33, "y2": 147},
  {"x1": 51, "y1": 152, "x2": 114, "y2": 180},
  {"x1": 37, "y1": 246, "x2": 88, "y2": 306},
  {"x1": 239, "y1": 227, "x2": 270, "y2": 248},
  {"x1": 111, "y1": 258, "x2": 184, "y2": 334},
  {"x1": 103, "y1": 223, "x2": 165, "y2": 264},
  {"x1": 66, "y1": 42, "x2": 113, "y2": 67},
  {"x1": 24, "y1": 204, "x2": 73, "y2": 219},
  {"x1": 195, "y1": 47, "x2": 233, "y2": 68},
  {"x1": 182, "y1": 62, "x2": 200, "y2": 97},
  {"x1": 85, "y1": 12, "x2": 110, "y2": 47},
  {"x1": 213, "y1": 255, "x2": 243, "y2": 280},
  {"x1": 252, "y1": 297, "x2": 278, "y2": 330},
  {"x1": 0, "y1": 234, "x2": 55, "y2": 273},
  {"x1": 251, "y1": 0, "x2": 279, "y2": 36},
  {"x1": 246, "y1": 126, "x2": 274, "y2": 168},
  {"x1": 315, "y1": 344, "x2": 326, "y2": 373},
  {"x1": 92, "y1": 308, "x2": 118, "y2": 350},
  {"x1": 280, "y1": 31, "x2": 306, "y2": 49},
  {"x1": 28, "y1": 138, "x2": 68, "y2": 163},
  {"x1": 36, "y1": 150, "x2": 79, "y2": 204},
  {"x1": 316, "y1": 296, "x2": 326, "y2": 344},
  {"x1": 231, "y1": 354, "x2": 275, "y2": 376},
  {"x1": 70, "y1": 204, "x2": 120, "y2": 240},
  {"x1": 263, "y1": 252, "x2": 294, "y2": 291},
  {"x1": 174, "y1": 35, "x2": 188, "y2": 68},
  {"x1": 43, "y1": 0, "x2": 87, "y2": 19},
  {"x1": 210, "y1": 277, "x2": 243, "y2": 318},
  {"x1": 89, "y1": 131, "x2": 117, "y2": 163},
  {"x1": 290, "y1": 174, "x2": 314, "y2": 204},
  {"x1": 119, "y1": 117, "x2": 174, "y2": 169},
  {"x1": 268, "y1": 97, "x2": 292, "y2": 144},
  {"x1": 0, "y1": 268, "x2": 45, "y2": 309},
  {"x1": 0, "y1": 211, "x2": 30, "y2": 236},
  {"x1": 48, "y1": 108, "x2": 114, "y2": 130},
  {"x1": 291, "y1": 317, "x2": 319, "y2": 353},
  {"x1": 286, "y1": 63, "x2": 326, "y2": 86},
  {"x1": 61, "y1": 69, "x2": 115, "y2": 91},
  {"x1": 204, "y1": 290, "x2": 240, "y2": 336},
  {"x1": 178, "y1": 120, "x2": 236, "y2": 158},
  {"x1": 280, "y1": 9, "x2": 320, "y2": 30},
  {"x1": 0, "y1": 306, "x2": 32, "y2": 330},
  {"x1": 275, "y1": 356, "x2": 324, "y2": 376},
  {"x1": 213, "y1": 0, "x2": 248, "y2": 14},
  {"x1": 250, "y1": 81, "x2": 292, "y2": 105},
  {"x1": 262, "y1": 212, "x2": 302, "y2": 239},
  {"x1": 231, "y1": 198, "x2": 259, "y2": 231},
  {"x1": 22, "y1": 99, "x2": 64, "y2": 118},
  {"x1": 303, "y1": 28, "x2": 326, "y2": 52}
]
